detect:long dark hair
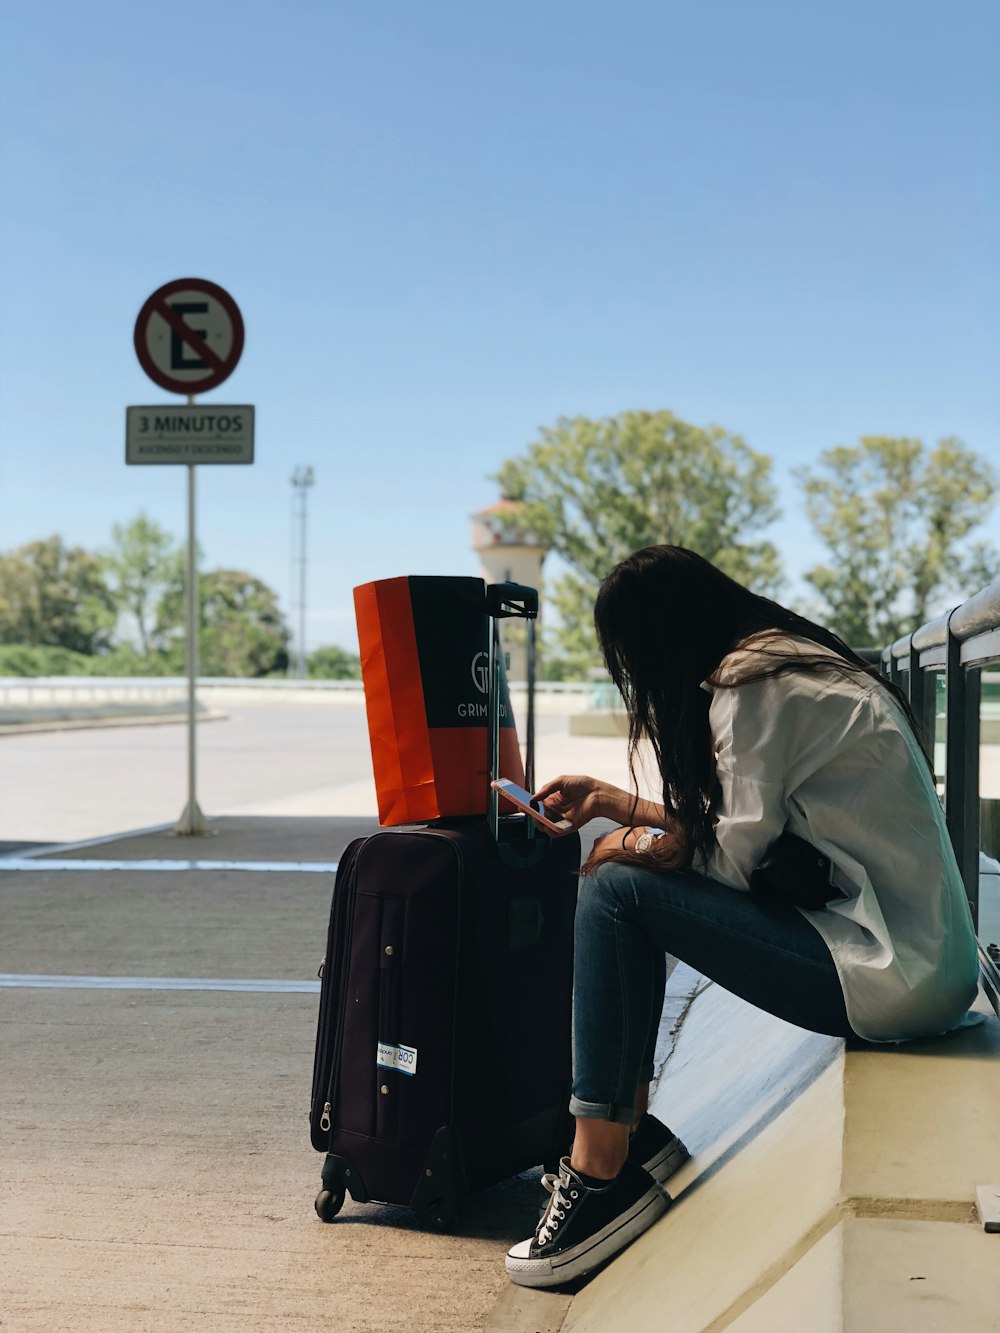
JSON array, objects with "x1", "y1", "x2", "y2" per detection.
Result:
[{"x1": 593, "y1": 545, "x2": 922, "y2": 871}]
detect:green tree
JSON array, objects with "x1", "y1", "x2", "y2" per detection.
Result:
[
  {"x1": 0, "y1": 536, "x2": 116, "y2": 654},
  {"x1": 795, "y1": 437, "x2": 998, "y2": 646},
  {"x1": 147, "y1": 559, "x2": 291, "y2": 677},
  {"x1": 104, "y1": 514, "x2": 180, "y2": 656},
  {"x1": 308, "y1": 645, "x2": 362, "y2": 679},
  {"x1": 495, "y1": 410, "x2": 782, "y2": 676},
  {"x1": 196, "y1": 569, "x2": 291, "y2": 677}
]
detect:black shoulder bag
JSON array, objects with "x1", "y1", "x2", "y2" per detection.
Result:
[{"x1": 748, "y1": 831, "x2": 841, "y2": 911}]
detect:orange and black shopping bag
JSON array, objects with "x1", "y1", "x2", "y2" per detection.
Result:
[{"x1": 354, "y1": 575, "x2": 525, "y2": 826}]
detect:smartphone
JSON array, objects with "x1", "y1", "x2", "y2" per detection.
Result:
[{"x1": 490, "y1": 778, "x2": 574, "y2": 835}]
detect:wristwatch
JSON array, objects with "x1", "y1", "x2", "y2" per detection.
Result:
[{"x1": 634, "y1": 828, "x2": 665, "y2": 853}]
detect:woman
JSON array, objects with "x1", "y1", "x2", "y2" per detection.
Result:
[{"x1": 505, "y1": 545, "x2": 981, "y2": 1289}]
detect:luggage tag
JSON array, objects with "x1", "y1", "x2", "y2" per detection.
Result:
[{"x1": 376, "y1": 1041, "x2": 418, "y2": 1076}]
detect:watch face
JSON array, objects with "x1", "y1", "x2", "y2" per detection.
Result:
[{"x1": 635, "y1": 832, "x2": 654, "y2": 853}]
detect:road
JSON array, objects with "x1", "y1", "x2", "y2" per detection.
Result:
[{"x1": 0, "y1": 701, "x2": 643, "y2": 848}]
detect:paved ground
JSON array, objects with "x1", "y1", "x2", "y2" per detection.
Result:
[
  {"x1": 0, "y1": 706, "x2": 632, "y2": 1333},
  {"x1": 2, "y1": 814, "x2": 624, "y2": 1333},
  {"x1": 0, "y1": 702, "x2": 379, "y2": 846},
  {"x1": 2, "y1": 702, "x2": 997, "y2": 1332}
]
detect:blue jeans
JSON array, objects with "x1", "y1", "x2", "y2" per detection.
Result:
[{"x1": 569, "y1": 861, "x2": 856, "y2": 1125}]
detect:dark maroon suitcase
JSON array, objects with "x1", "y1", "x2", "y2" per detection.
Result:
[{"x1": 309, "y1": 584, "x2": 580, "y2": 1225}]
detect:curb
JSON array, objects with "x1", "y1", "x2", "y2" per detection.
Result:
[
  {"x1": 483, "y1": 1286, "x2": 573, "y2": 1332},
  {"x1": 0, "y1": 711, "x2": 227, "y2": 736}
]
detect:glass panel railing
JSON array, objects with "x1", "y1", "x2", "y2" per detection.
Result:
[
  {"x1": 980, "y1": 671, "x2": 1000, "y2": 954},
  {"x1": 933, "y1": 670, "x2": 947, "y2": 798}
]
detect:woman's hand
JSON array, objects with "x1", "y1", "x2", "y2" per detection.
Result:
[
  {"x1": 531, "y1": 774, "x2": 611, "y2": 830},
  {"x1": 585, "y1": 825, "x2": 662, "y2": 867},
  {"x1": 532, "y1": 775, "x2": 669, "y2": 832}
]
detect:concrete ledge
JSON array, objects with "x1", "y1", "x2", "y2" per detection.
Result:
[
  {"x1": 544, "y1": 981, "x2": 999, "y2": 1332},
  {"x1": 0, "y1": 706, "x2": 224, "y2": 735},
  {"x1": 727, "y1": 1216, "x2": 997, "y2": 1332},
  {"x1": 568, "y1": 710, "x2": 629, "y2": 737}
]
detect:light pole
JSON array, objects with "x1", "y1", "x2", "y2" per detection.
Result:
[{"x1": 291, "y1": 466, "x2": 315, "y2": 680}]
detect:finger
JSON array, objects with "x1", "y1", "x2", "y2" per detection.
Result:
[{"x1": 531, "y1": 776, "x2": 567, "y2": 801}]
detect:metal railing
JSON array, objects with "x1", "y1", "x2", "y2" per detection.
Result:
[{"x1": 881, "y1": 576, "x2": 1000, "y2": 1016}]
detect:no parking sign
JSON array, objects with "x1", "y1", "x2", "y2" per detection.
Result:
[
  {"x1": 133, "y1": 277, "x2": 245, "y2": 394},
  {"x1": 128, "y1": 279, "x2": 253, "y2": 464}
]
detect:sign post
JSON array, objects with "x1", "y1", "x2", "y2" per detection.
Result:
[
  {"x1": 129, "y1": 279, "x2": 251, "y2": 835},
  {"x1": 180, "y1": 401, "x2": 205, "y2": 834}
]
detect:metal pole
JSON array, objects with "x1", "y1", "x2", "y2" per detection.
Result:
[
  {"x1": 175, "y1": 394, "x2": 207, "y2": 835},
  {"x1": 298, "y1": 480, "x2": 307, "y2": 680},
  {"x1": 290, "y1": 467, "x2": 314, "y2": 680}
]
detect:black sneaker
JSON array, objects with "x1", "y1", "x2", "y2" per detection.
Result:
[
  {"x1": 629, "y1": 1113, "x2": 690, "y2": 1185},
  {"x1": 541, "y1": 1114, "x2": 688, "y2": 1206},
  {"x1": 506, "y1": 1157, "x2": 671, "y2": 1288}
]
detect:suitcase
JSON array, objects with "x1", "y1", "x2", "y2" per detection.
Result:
[{"x1": 310, "y1": 583, "x2": 581, "y2": 1226}]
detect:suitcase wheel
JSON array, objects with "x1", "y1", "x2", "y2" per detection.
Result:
[
  {"x1": 314, "y1": 1186, "x2": 346, "y2": 1222},
  {"x1": 426, "y1": 1199, "x2": 457, "y2": 1231}
]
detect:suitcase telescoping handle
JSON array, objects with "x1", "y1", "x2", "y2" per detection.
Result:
[{"x1": 485, "y1": 582, "x2": 539, "y2": 846}]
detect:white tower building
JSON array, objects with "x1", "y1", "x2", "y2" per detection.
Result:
[{"x1": 470, "y1": 498, "x2": 547, "y2": 681}]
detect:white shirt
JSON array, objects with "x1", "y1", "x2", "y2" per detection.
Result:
[{"x1": 694, "y1": 635, "x2": 981, "y2": 1043}]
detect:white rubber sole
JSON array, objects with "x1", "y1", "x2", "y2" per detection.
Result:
[
  {"x1": 506, "y1": 1186, "x2": 671, "y2": 1288},
  {"x1": 641, "y1": 1134, "x2": 690, "y2": 1185}
]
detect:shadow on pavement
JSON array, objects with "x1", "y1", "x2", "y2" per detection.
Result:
[{"x1": 320, "y1": 1168, "x2": 547, "y2": 1244}]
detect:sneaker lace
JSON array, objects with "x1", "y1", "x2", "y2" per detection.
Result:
[{"x1": 536, "y1": 1171, "x2": 577, "y2": 1246}]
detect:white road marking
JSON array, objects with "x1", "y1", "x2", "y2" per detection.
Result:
[
  {"x1": 0, "y1": 858, "x2": 339, "y2": 873},
  {"x1": 0, "y1": 974, "x2": 321, "y2": 992}
]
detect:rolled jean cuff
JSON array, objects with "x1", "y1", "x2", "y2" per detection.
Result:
[{"x1": 568, "y1": 1094, "x2": 634, "y2": 1126}]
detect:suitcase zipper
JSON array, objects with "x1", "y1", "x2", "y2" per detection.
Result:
[
  {"x1": 324, "y1": 862, "x2": 362, "y2": 1125},
  {"x1": 310, "y1": 839, "x2": 365, "y2": 1144}
]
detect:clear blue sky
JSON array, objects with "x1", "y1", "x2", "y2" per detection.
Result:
[{"x1": 1, "y1": 0, "x2": 997, "y2": 652}]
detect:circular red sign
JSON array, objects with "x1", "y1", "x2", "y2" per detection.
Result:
[{"x1": 134, "y1": 278, "x2": 245, "y2": 395}]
